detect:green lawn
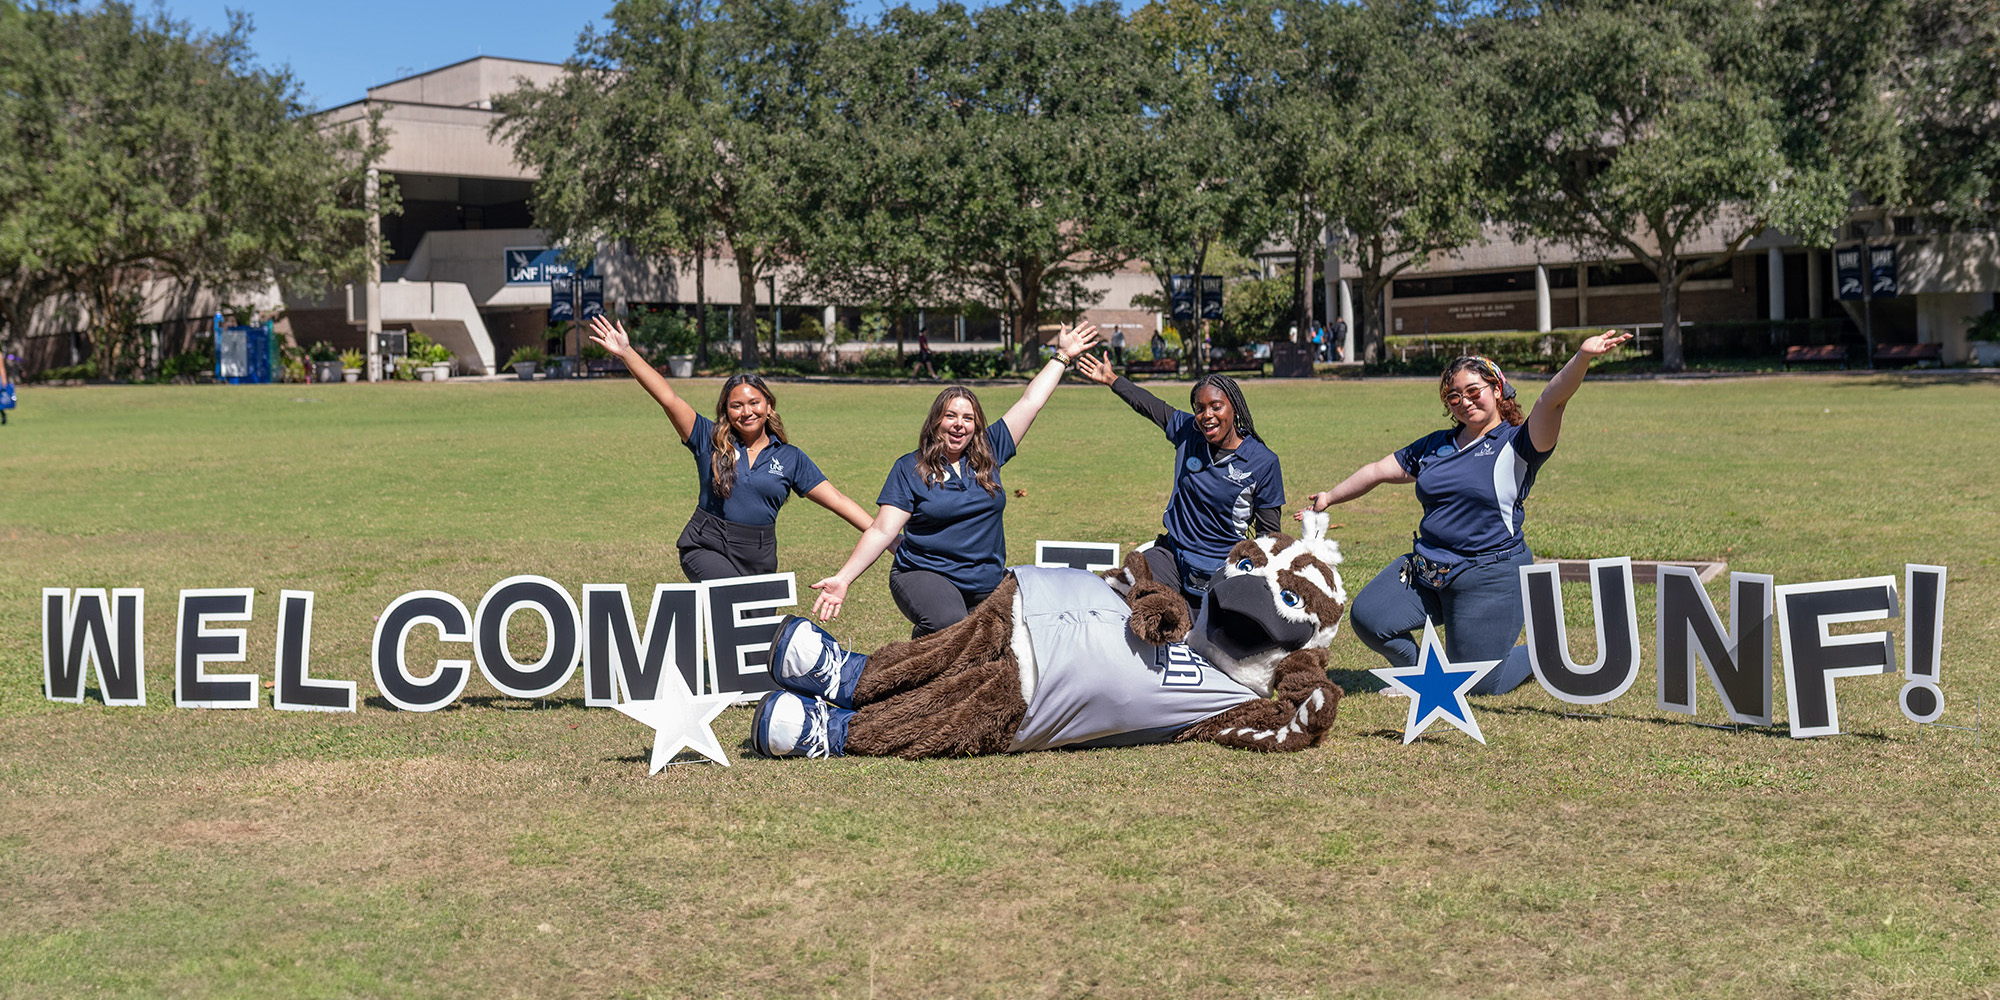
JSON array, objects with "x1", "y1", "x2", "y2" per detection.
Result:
[{"x1": 3, "y1": 372, "x2": 1998, "y2": 999}]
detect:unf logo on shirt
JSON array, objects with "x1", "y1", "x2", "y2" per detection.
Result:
[
  {"x1": 767, "y1": 457, "x2": 785, "y2": 476},
  {"x1": 1155, "y1": 643, "x2": 1210, "y2": 687},
  {"x1": 1225, "y1": 464, "x2": 1253, "y2": 484}
]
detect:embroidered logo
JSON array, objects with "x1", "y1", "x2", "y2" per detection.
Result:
[
  {"x1": 767, "y1": 457, "x2": 785, "y2": 476},
  {"x1": 1474, "y1": 443, "x2": 1496, "y2": 457},
  {"x1": 1225, "y1": 464, "x2": 1254, "y2": 484},
  {"x1": 1156, "y1": 643, "x2": 1209, "y2": 687}
]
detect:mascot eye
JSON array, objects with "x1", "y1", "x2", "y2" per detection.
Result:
[
  {"x1": 1280, "y1": 590, "x2": 1302, "y2": 608},
  {"x1": 1236, "y1": 558, "x2": 1254, "y2": 572}
]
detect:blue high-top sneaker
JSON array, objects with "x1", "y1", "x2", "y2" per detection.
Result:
[
  {"x1": 750, "y1": 691, "x2": 852, "y2": 759},
  {"x1": 770, "y1": 615, "x2": 868, "y2": 709}
]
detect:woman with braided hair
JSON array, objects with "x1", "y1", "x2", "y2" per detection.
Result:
[
  {"x1": 1075, "y1": 354, "x2": 1287, "y2": 608},
  {"x1": 1296, "y1": 331, "x2": 1632, "y2": 694},
  {"x1": 587, "y1": 315, "x2": 874, "y2": 582}
]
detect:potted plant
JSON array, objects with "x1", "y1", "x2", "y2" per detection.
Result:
[
  {"x1": 405, "y1": 333, "x2": 453, "y2": 380},
  {"x1": 339, "y1": 349, "x2": 364, "y2": 382},
  {"x1": 505, "y1": 345, "x2": 548, "y2": 379},
  {"x1": 1967, "y1": 308, "x2": 2000, "y2": 367},
  {"x1": 307, "y1": 342, "x2": 343, "y2": 384}
]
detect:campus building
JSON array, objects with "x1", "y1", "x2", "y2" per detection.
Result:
[{"x1": 288, "y1": 57, "x2": 1163, "y2": 374}]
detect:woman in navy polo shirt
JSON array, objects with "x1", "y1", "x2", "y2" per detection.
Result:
[
  {"x1": 1073, "y1": 357, "x2": 1285, "y2": 607},
  {"x1": 589, "y1": 316, "x2": 874, "y2": 582},
  {"x1": 811, "y1": 322, "x2": 1102, "y2": 636},
  {"x1": 1297, "y1": 331, "x2": 1632, "y2": 694}
]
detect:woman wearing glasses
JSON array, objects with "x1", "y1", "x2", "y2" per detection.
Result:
[{"x1": 1296, "y1": 331, "x2": 1631, "y2": 694}]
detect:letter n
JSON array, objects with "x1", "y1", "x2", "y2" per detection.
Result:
[{"x1": 1656, "y1": 569, "x2": 1773, "y2": 725}]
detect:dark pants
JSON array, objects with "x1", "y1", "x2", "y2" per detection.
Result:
[
  {"x1": 1348, "y1": 551, "x2": 1536, "y2": 695},
  {"x1": 676, "y1": 509, "x2": 778, "y2": 583},
  {"x1": 1140, "y1": 540, "x2": 1211, "y2": 611},
  {"x1": 889, "y1": 566, "x2": 996, "y2": 639}
]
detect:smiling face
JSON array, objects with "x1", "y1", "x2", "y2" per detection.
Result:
[
  {"x1": 935, "y1": 395, "x2": 980, "y2": 461},
  {"x1": 724, "y1": 383, "x2": 772, "y2": 442},
  {"x1": 1191, "y1": 386, "x2": 1241, "y2": 449},
  {"x1": 1442, "y1": 369, "x2": 1502, "y2": 433}
]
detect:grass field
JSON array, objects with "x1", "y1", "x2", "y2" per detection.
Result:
[{"x1": 3, "y1": 371, "x2": 1998, "y2": 999}]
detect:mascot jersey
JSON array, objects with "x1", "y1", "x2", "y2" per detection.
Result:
[{"x1": 1007, "y1": 566, "x2": 1259, "y2": 752}]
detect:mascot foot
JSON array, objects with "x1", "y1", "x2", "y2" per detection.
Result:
[
  {"x1": 751, "y1": 691, "x2": 851, "y2": 759},
  {"x1": 771, "y1": 615, "x2": 867, "y2": 708}
]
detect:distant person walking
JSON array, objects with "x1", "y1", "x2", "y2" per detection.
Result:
[
  {"x1": 1111, "y1": 326, "x2": 1126, "y2": 365},
  {"x1": 1150, "y1": 330, "x2": 1167, "y2": 362},
  {"x1": 1332, "y1": 318, "x2": 1348, "y2": 362},
  {"x1": 588, "y1": 315, "x2": 876, "y2": 582},
  {"x1": 0, "y1": 352, "x2": 15, "y2": 425},
  {"x1": 914, "y1": 329, "x2": 937, "y2": 380}
]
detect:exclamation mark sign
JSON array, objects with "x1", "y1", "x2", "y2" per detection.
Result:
[{"x1": 1900, "y1": 564, "x2": 1948, "y2": 724}]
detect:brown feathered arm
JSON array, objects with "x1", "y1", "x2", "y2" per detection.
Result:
[{"x1": 1177, "y1": 649, "x2": 1342, "y2": 752}]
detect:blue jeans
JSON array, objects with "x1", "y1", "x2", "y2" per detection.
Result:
[{"x1": 1348, "y1": 551, "x2": 1535, "y2": 695}]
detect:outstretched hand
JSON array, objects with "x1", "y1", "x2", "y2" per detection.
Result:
[
  {"x1": 1053, "y1": 322, "x2": 1102, "y2": 362},
  {"x1": 587, "y1": 315, "x2": 631, "y2": 356},
  {"x1": 1292, "y1": 490, "x2": 1334, "y2": 520},
  {"x1": 810, "y1": 577, "x2": 848, "y2": 622},
  {"x1": 1579, "y1": 329, "x2": 1634, "y2": 357},
  {"x1": 1074, "y1": 350, "x2": 1117, "y2": 386}
]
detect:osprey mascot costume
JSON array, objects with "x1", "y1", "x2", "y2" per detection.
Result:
[{"x1": 751, "y1": 512, "x2": 1347, "y2": 759}]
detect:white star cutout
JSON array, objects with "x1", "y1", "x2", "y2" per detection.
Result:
[
  {"x1": 1370, "y1": 619, "x2": 1502, "y2": 745},
  {"x1": 612, "y1": 669, "x2": 735, "y2": 773}
]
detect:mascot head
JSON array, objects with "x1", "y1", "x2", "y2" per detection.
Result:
[{"x1": 1187, "y1": 510, "x2": 1346, "y2": 697}]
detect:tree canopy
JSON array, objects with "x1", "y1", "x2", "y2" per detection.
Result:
[{"x1": 0, "y1": 1, "x2": 384, "y2": 377}]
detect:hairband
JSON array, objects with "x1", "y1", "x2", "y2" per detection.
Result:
[{"x1": 1468, "y1": 356, "x2": 1516, "y2": 401}]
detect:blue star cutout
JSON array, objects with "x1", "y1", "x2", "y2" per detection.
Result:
[{"x1": 1371, "y1": 620, "x2": 1501, "y2": 745}]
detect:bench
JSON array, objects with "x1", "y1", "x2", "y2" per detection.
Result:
[
  {"x1": 1209, "y1": 358, "x2": 1264, "y2": 374},
  {"x1": 583, "y1": 358, "x2": 628, "y2": 378},
  {"x1": 1783, "y1": 345, "x2": 1848, "y2": 370},
  {"x1": 1122, "y1": 359, "x2": 1179, "y2": 377},
  {"x1": 1872, "y1": 343, "x2": 1943, "y2": 368}
]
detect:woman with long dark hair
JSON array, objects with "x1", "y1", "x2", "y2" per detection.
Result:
[
  {"x1": 1296, "y1": 331, "x2": 1632, "y2": 694},
  {"x1": 811, "y1": 323, "x2": 1102, "y2": 636},
  {"x1": 1073, "y1": 356, "x2": 1286, "y2": 608},
  {"x1": 589, "y1": 315, "x2": 874, "y2": 581}
]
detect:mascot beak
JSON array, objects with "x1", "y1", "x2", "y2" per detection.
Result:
[{"x1": 1204, "y1": 574, "x2": 1316, "y2": 661}]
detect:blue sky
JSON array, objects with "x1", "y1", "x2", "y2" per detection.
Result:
[{"x1": 168, "y1": 1, "x2": 933, "y2": 110}]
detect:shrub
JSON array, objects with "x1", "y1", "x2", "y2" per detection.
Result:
[
  {"x1": 160, "y1": 351, "x2": 212, "y2": 380},
  {"x1": 628, "y1": 308, "x2": 700, "y2": 356},
  {"x1": 306, "y1": 341, "x2": 339, "y2": 363},
  {"x1": 505, "y1": 346, "x2": 549, "y2": 368}
]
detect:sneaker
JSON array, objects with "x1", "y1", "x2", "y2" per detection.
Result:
[
  {"x1": 770, "y1": 615, "x2": 867, "y2": 709},
  {"x1": 750, "y1": 691, "x2": 851, "y2": 759}
]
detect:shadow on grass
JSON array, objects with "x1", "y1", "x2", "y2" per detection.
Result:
[
  {"x1": 360, "y1": 694, "x2": 594, "y2": 712},
  {"x1": 1855, "y1": 370, "x2": 2000, "y2": 388},
  {"x1": 1474, "y1": 702, "x2": 1894, "y2": 741},
  {"x1": 1329, "y1": 668, "x2": 1388, "y2": 694}
]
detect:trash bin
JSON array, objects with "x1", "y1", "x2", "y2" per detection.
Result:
[{"x1": 1272, "y1": 342, "x2": 1316, "y2": 378}]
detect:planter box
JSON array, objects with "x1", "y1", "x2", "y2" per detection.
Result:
[
  {"x1": 416, "y1": 367, "x2": 437, "y2": 382},
  {"x1": 312, "y1": 360, "x2": 343, "y2": 383},
  {"x1": 1974, "y1": 342, "x2": 2000, "y2": 367},
  {"x1": 342, "y1": 369, "x2": 360, "y2": 383},
  {"x1": 430, "y1": 363, "x2": 452, "y2": 381},
  {"x1": 513, "y1": 362, "x2": 538, "y2": 380},
  {"x1": 668, "y1": 356, "x2": 695, "y2": 378}
]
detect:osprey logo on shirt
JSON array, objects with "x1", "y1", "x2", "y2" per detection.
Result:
[
  {"x1": 767, "y1": 457, "x2": 785, "y2": 476},
  {"x1": 1155, "y1": 643, "x2": 1212, "y2": 687},
  {"x1": 1474, "y1": 442, "x2": 1496, "y2": 457},
  {"x1": 1225, "y1": 463, "x2": 1254, "y2": 484}
]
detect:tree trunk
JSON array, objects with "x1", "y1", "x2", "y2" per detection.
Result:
[
  {"x1": 1016, "y1": 258, "x2": 1042, "y2": 371},
  {"x1": 1362, "y1": 265, "x2": 1388, "y2": 365},
  {"x1": 1659, "y1": 250, "x2": 1684, "y2": 372},
  {"x1": 735, "y1": 246, "x2": 760, "y2": 369},
  {"x1": 1291, "y1": 242, "x2": 1309, "y2": 343},
  {"x1": 694, "y1": 245, "x2": 709, "y2": 367}
]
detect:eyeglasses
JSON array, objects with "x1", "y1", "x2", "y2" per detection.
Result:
[{"x1": 1443, "y1": 384, "x2": 1490, "y2": 406}]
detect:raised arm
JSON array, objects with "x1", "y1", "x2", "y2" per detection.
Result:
[
  {"x1": 810, "y1": 505, "x2": 913, "y2": 621},
  {"x1": 1294, "y1": 454, "x2": 1413, "y2": 518},
  {"x1": 1525, "y1": 329, "x2": 1632, "y2": 454},
  {"x1": 803, "y1": 481, "x2": 875, "y2": 533},
  {"x1": 1001, "y1": 323, "x2": 1101, "y2": 446},
  {"x1": 1076, "y1": 351, "x2": 1178, "y2": 431},
  {"x1": 588, "y1": 315, "x2": 700, "y2": 443}
]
